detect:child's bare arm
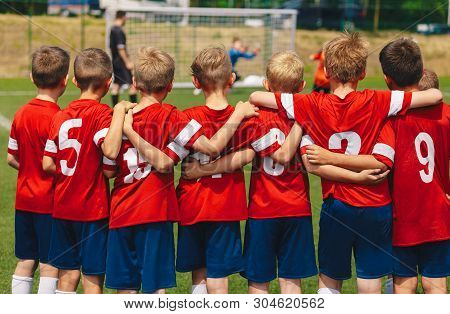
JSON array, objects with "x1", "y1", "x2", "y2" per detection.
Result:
[
  {"x1": 410, "y1": 89, "x2": 442, "y2": 109},
  {"x1": 249, "y1": 91, "x2": 278, "y2": 109},
  {"x1": 102, "y1": 101, "x2": 136, "y2": 160},
  {"x1": 103, "y1": 169, "x2": 117, "y2": 179},
  {"x1": 123, "y1": 111, "x2": 174, "y2": 173},
  {"x1": 301, "y1": 154, "x2": 389, "y2": 185},
  {"x1": 42, "y1": 156, "x2": 56, "y2": 174},
  {"x1": 182, "y1": 148, "x2": 255, "y2": 180},
  {"x1": 6, "y1": 153, "x2": 19, "y2": 170},
  {"x1": 270, "y1": 122, "x2": 302, "y2": 165},
  {"x1": 305, "y1": 145, "x2": 389, "y2": 172},
  {"x1": 192, "y1": 101, "x2": 259, "y2": 157}
]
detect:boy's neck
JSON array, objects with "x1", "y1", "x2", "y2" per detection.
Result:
[
  {"x1": 203, "y1": 90, "x2": 229, "y2": 110},
  {"x1": 330, "y1": 80, "x2": 358, "y2": 99},
  {"x1": 135, "y1": 93, "x2": 165, "y2": 111},
  {"x1": 79, "y1": 89, "x2": 104, "y2": 102},
  {"x1": 36, "y1": 88, "x2": 61, "y2": 104},
  {"x1": 389, "y1": 83, "x2": 419, "y2": 93}
]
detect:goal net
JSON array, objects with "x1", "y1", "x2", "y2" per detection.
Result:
[{"x1": 104, "y1": 4, "x2": 297, "y2": 88}]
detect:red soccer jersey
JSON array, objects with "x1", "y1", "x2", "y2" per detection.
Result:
[
  {"x1": 277, "y1": 90, "x2": 412, "y2": 207},
  {"x1": 44, "y1": 99, "x2": 112, "y2": 221},
  {"x1": 371, "y1": 120, "x2": 396, "y2": 169},
  {"x1": 390, "y1": 103, "x2": 450, "y2": 246},
  {"x1": 8, "y1": 98, "x2": 60, "y2": 214},
  {"x1": 108, "y1": 103, "x2": 203, "y2": 229},
  {"x1": 176, "y1": 105, "x2": 280, "y2": 225},
  {"x1": 248, "y1": 107, "x2": 311, "y2": 219}
]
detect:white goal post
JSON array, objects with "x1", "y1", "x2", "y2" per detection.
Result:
[{"x1": 104, "y1": 4, "x2": 297, "y2": 88}]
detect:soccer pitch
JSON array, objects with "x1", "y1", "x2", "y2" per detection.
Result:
[{"x1": 0, "y1": 77, "x2": 449, "y2": 294}]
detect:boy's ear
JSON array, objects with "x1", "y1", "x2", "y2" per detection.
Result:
[
  {"x1": 62, "y1": 74, "x2": 69, "y2": 87},
  {"x1": 72, "y1": 77, "x2": 79, "y2": 88},
  {"x1": 263, "y1": 79, "x2": 270, "y2": 91},
  {"x1": 192, "y1": 76, "x2": 201, "y2": 89},
  {"x1": 106, "y1": 77, "x2": 113, "y2": 89},
  {"x1": 383, "y1": 74, "x2": 391, "y2": 87},
  {"x1": 132, "y1": 76, "x2": 138, "y2": 90},
  {"x1": 296, "y1": 80, "x2": 306, "y2": 93},
  {"x1": 359, "y1": 70, "x2": 366, "y2": 81},
  {"x1": 167, "y1": 81, "x2": 173, "y2": 93},
  {"x1": 29, "y1": 73, "x2": 34, "y2": 84},
  {"x1": 324, "y1": 66, "x2": 329, "y2": 79},
  {"x1": 229, "y1": 72, "x2": 236, "y2": 87}
]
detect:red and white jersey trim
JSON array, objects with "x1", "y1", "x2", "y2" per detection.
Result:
[
  {"x1": 45, "y1": 139, "x2": 57, "y2": 154},
  {"x1": 372, "y1": 143, "x2": 395, "y2": 162},
  {"x1": 174, "y1": 119, "x2": 201, "y2": 146},
  {"x1": 167, "y1": 141, "x2": 189, "y2": 160},
  {"x1": 388, "y1": 90, "x2": 405, "y2": 117},
  {"x1": 8, "y1": 137, "x2": 18, "y2": 151},
  {"x1": 280, "y1": 93, "x2": 295, "y2": 119},
  {"x1": 251, "y1": 130, "x2": 277, "y2": 152},
  {"x1": 93, "y1": 128, "x2": 108, "y2": 147}
]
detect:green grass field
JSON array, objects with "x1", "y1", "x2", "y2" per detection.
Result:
[{"x1": 0, "y1": 76, "x2": 449, "y2": 294}]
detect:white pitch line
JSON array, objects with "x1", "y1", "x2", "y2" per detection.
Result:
[{"x1": 0, "y1": 113, "x2": 12, "y2": 131}]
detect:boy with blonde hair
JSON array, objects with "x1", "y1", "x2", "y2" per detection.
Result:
[
  {"x1": 104, "y1": 47, "x2": 258, "y2": 294},
  {"x1": 43, "y1": 48, "x2": 134, "y2": 294},
  {"x1": 250, "y1": 32, "x2": 443, "y2": 294},
  {"x1": 8, "y1": 46, "x2": 70, "y2": 294},
  {"x1": 184, "y1": 51, "x2": 387, "y2": 294}
]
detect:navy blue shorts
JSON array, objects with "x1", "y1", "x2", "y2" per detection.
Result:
[
  {"x1": 318, "y1": 197, "x2": 393, "y2": 280},
  {"x1": 105, "y1": 222, "x2": 176, "y2": 293},
  {"x1": 176, "y1": 222, "x2": 243, "y2": 278},
  {"x1": 15, "y1": 210, "x2": 53, "y2": 263},
  {"x1": 393, "y1": 240, "x2": 450, "y2": 278},
  {"x1": 48, "y1": 218, "x2": 108, "y2": 275},
  {"x1": 242, "y1": 217, "x2": 317, "y2": 283}
]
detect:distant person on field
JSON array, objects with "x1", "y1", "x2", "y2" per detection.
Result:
[
  {"x1": 229, "y1": 37, "x2": 260, "y2": 82},
  {"x1": 309, "y1": 49, "x2": 330, "y2": 93},
  {"x1": 109, "y1": 10, "x2": 137, "y2": 106},
  {"x1": 7, "y1": 46, "x2": 70, "y2": 294}
]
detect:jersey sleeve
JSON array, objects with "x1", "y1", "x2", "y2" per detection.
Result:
[
  {"x1": 43, "y1": 114, "x2": 59, "y2": 158},
  {"x1": 93, "y1": 106, "x2": 113, "y2": 148},
  {"x1": 113, "y1": 28, "x2": 126, "y2": 49},
  {"x1": 375, "y1": 90, "x2": 413, "y2": 119},
  {"x1": 165, "y1": 109, "x2": 203, "y2": 163},
  {"x1": 102, "y1": 156, "x2": 117, "y2": 172},
  {"x1": 230, "y1": 118, "x2": 280, "y2": 157},
  {"x1": 274, "y1": 92, "x2": 311, "y2": 125},
  {"x1": 8, "y1": 119, "x2": 19, "y2": 156},
  {"x1": 299, "y1": 133, "x2": 315, "y2": 155},
  {"x1": 371, "y1": 121, "x2": 396, "y2": 169}
]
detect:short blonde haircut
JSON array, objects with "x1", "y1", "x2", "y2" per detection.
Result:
[
  {"x1": 134, "y1": 47, "x2": 175, "y2": 94},
  {"x1": 418, "y1": 69, "x2": 439, "y2": 90},
  {"x1": 191, "y1": 47, "x2": 232, "y2": 92},
  {"x1": 324, "y1": 32, "x2": 369, "y2": 83},
  {"x1": 266, "y1": 51, "x2": 304, "y2": 93}
]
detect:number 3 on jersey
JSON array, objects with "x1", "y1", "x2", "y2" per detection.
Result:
[
  {"x1": 414, "y1": 132, "x2": 435, "y2": 183},
  {"x1": 123, "y1": 147, "x2": 152, "y2": 183}
]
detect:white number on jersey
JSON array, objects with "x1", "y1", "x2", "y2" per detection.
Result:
[
  {"x1": 123, "y1": 147, "x2": 152, "y2": 184},
  {"x1": 59, "y1": 119, "x2": 82, "y2": 176},
  {"x1": 329, "y1": 131, "x2": 361, "y2": 155},
  {"x1": 414, "y1": 132, "x2": 435, "y2": 183},
  {"x1": 263, "y1": 128, "x2": 286, "y2": 176}
]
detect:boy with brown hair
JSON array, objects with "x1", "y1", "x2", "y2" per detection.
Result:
[
  {"x1": 7, "y1": 46, "x2": 70, "y2": 294},
  {"x1": 42, "y1": 48, "x2": 134, "y2": 294},
  {"x1": 104, "y1": 47, "x2": 258, "y2": 294},
  {"x1": 183, "y1": 51, "x2": 386, "y2": 294},
  {"x1": 250, "y1": 32, "x2": 443, "y2": 294}
]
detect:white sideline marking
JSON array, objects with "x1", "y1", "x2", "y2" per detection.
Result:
[{"x1": 0, "y1": 113, "x2": 12, "y2": 131}]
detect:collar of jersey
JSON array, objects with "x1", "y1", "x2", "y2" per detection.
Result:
[{"x1": 30, "y1": 97, "x2": 60, "y2": 109}]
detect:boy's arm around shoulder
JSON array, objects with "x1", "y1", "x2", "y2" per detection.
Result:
[
  {"x1": 123, "y1": 110, "x2": 175, "y2": 173},
  {"x1": 42, "y1": 155, "x2": 56, "y2": 174},
  {"x1": 270, "y1": 122, "x2": 302, "y2": 165},
  {"x1": 410, "y1": 88, "x2": 443, "y2": 109},
  {"x1": 249, "y1": 91, "x2": 278, "y2": 109}
]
